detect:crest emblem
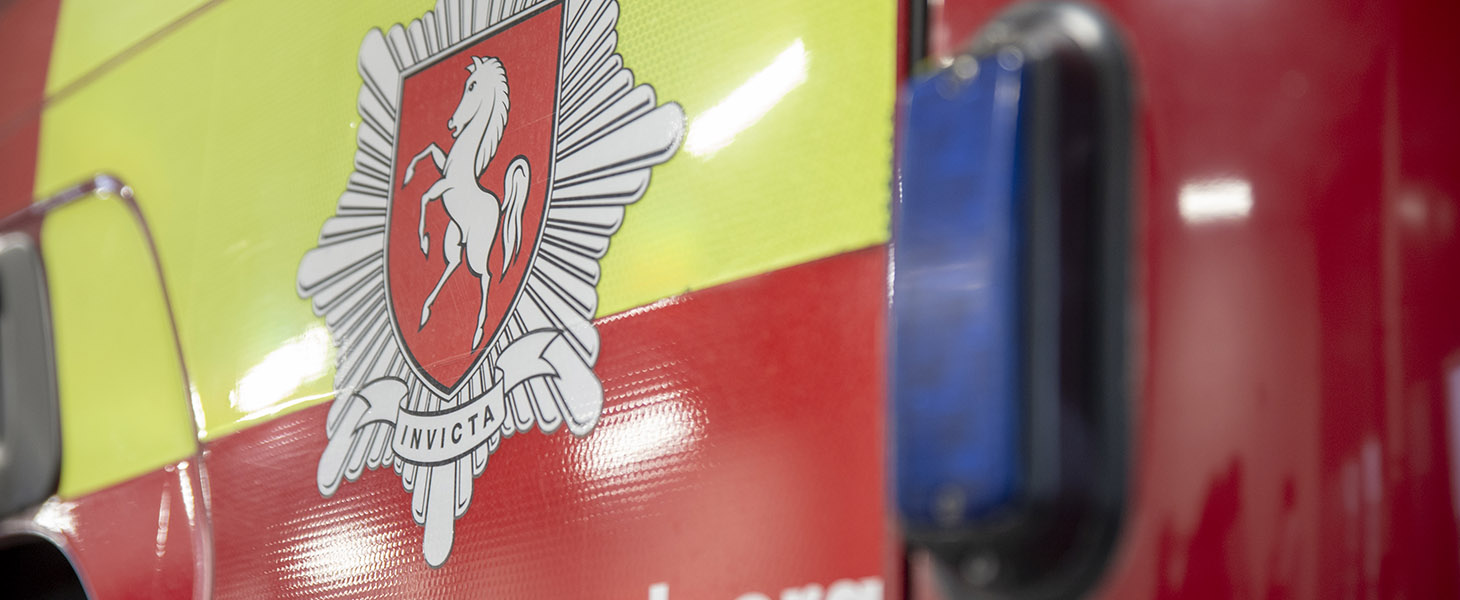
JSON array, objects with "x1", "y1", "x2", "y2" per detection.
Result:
[{"x1": 297, "y1": 0, "x2": 683, "y2": 566}]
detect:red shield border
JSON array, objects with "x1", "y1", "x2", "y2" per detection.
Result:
[{"x1": 383, "y1": 0, "x2": 563, "y2": 399}]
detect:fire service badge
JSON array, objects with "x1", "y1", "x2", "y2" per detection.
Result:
[{"x1": 297, "y1": 0, "x2": 684, "y2": 566}]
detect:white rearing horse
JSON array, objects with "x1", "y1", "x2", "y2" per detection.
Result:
[{"x1": 403, "y1": 55, "x2": 531, "y2": 349}]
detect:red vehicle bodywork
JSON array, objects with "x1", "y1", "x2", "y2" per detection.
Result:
[
  {"x1": 2, "y1": 0, "x2": 1459, "y2": 597},
  {"x1": 922, "y1": 0, "x2": 1460, "y2": 597}
]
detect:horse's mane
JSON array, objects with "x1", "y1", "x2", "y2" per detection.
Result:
[{"x1": 472, "y1": 57, "x2": 511, "y2": 176}]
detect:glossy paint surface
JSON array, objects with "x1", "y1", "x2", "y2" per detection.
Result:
[
  {"x1": 6, "y1": 0, "x2": 899, "y2": 596},
  {"x1": 15, "y1": 0, "x2": 1455, "y2": 597},
  {"x1": 33, "y1": 0, "x2": 896, "y2": 441},
  {"x1": 10, "y1": 461, "x2": 207, "y2": 600},
  {"x1": 206, "y1": 248, "x2": 887, "y2": 598},
  {"x1": 921, "y1": 0, "x2": 1460, "y2": 597}
]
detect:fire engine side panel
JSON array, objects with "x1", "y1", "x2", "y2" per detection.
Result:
[
  {"x1": 27, "y1": 0, "x2": 900, "y2": 596},
  {"x1": 32, "y1": 0, "x2": 897, "y2": 441}
]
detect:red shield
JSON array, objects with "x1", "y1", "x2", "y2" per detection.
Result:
[{"x1": 387, "y1": 3, "x2": 561, "y2": 396}]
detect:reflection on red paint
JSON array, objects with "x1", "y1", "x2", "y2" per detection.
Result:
[
  {"x1": 207, "y1": 248, "x2": 889, "y2": 598},
  {"x1": 43, "y1": 461, "x2": 207, "y2": 600},
  {"x1": 920, "y1": 0, "x2": 1460, "y2": 597}
]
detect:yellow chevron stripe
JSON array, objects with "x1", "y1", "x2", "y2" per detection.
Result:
[{"x1": 35, "y1": 0, "x2": 893, "y2": 441}]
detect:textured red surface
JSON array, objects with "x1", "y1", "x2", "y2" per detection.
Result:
[
  {"x1": 206, "y1": 247, "x2": 888, "y2": 598},
  {"x1": 54, "y1": 462, "x2": 205, "y2": 600},
  {"x1": 923, "y1": 0, "x2": 1460, "y2": 597},
  {"x1": 0, "y1": 0, "x2": 60, "y2": 214}
]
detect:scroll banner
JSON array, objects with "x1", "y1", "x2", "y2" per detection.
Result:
[{"x1": 317, "y1": 330, "x2": 570, "y2": 488}]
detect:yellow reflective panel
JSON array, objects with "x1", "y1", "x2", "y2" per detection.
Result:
[
  {"x1": 46, "y1": 0, "x2": 214, "y2": 96},
  {"x1": 608, "y1": 1, "x2": 894, "y2": 316},
  {"x1": 43, "y1": 191, "x2": 197, "y2": 498},
  {"x1": 34, "y1": 0, "x2": 894, "y2": 440}
]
